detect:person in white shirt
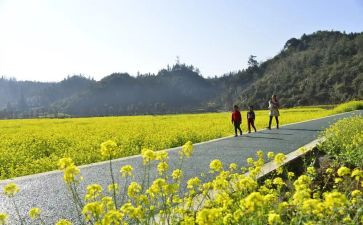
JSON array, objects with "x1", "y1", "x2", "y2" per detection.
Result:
[{"x1": 268, "y1": 94, "x2": 280, "y2": 129}]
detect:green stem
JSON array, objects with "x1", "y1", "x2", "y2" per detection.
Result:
[
  {"x1": 109, "y1": 157, "x2": 118, "y2": 208},
  {"x1": 11, "y1": 199, "x2": 25, "y2": 225}
]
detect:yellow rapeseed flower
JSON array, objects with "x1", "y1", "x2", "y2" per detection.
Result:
[
  {"x1": 256, "y1": 150, "x2": 264, "y2": 159},
  {"x1": 172, "y1": 169, "x2": 183, "y2": 180},
  {"x1": 128, "y1": 182, "x2": 142, "y2": 198},
  {"x1": 55, "y1": 219, "x2": 72, "y2": 225},
  {"x1": 100, "y1": 140, "x2": 118, "y2": 158},
  {"x1": 267, "y1": 152, "x2": 275, "y2": 160},
  {"x1": 120, "y1": 165, "x2": 133, "y2": 177},
  {"x1": 268, "y1": 211, "x2": 282, "y2": 225},
  {"x1": 157, "y1": 161, "x2": 169, "y2": 175},
  {"x1": 326, "y1": 168, "x2": 333, "y2": 174},
  {"x1": 85, "y1": 184, "x2": 103, "y2": 201},
  {"x1": 288, "y1": 172, "x2": 295, "y2": 179},
  {"x1": 243, "y1": 192, "x2": 264, "y2": 213},
  {"x1": 196, "y1": 208, "x2": 223, "y2": 225},
  {"x1": 156, "y1": 151, "x2": 168, "y2": 161},
  {"x1": 0, "y1": 213, "x2": 8, "y2": 225},
  {"x1": 102, "y1": 210, "x2": 124, "y2": 225},
  {"x1": 306, "y1": 167, "x2": 316, "y2": 177},
  {"x1": 187, "y1": 177, "x2": 201, "y2": 189},
  {"x1": 28, "y1": 208, "x2": 41, "y2": 220},
  {"x1": 107, "y1": 183, "x2": 119, "y2": 193},
  {"x1": 141, "y1": 148, "x2": 156, "y2": 164},
  {"x1": 323, "y1": 191, "x2": 347, "y2": 211},
  {"x1": 229, "y1": 163, "x2": 237, "y2": 171},
  {"x1": 351, "y1": 168, "x2": 363, "y2": 180},
  {"x1": 274, "y1": 153, "x2": 286, "y2": 165},
  {"x1": 209, "y1": 159, "x2": 223, "y2": 172},
  {"x1": 337, "y1": 166, "x2": 351, "y2": 177},
  {"x1": 3, "y1": 183, "x2": 19, "y2": 197},
  {"x1": 57, "y1": 157, "x2": 74, "y2": 170},
  {"x1": 180, "y1": 141, "x2": 193, "y2": 158},
  {"x1": 82, "y1": 201, "x2": 104, "y2": 221},
  {"x1": 63, "y1": 164, "x2": 81, "y2": 184},
  {"x1": 351, "y1": 190, "x2": 362, "y2": 198},
  {"x1": 246, "y1": 157, "x2": 254, "y2": 165}
]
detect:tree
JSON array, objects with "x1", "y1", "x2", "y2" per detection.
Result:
[{"x1": 247, "y1": 55, "x2": 259, "y2": 68}]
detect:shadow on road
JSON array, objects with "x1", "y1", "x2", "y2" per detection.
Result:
[
  {"x1": 281, "y1": 128, "x2": 323, "y2": 132},
  {"x1": 258, "y1": 131, "x2": 293, "y2": 135},
  {"x1": 244, "y1": 135, "x2": 285, "y2": 141}
]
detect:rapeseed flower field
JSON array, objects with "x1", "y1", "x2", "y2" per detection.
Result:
[{"x1": 0, "y1": 102, "x2": 360, "y2": 180}]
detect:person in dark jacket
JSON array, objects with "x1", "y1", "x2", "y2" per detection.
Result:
[
  {"x1": 247, "y1": 106, "x2": 257, "y2": 133},
  {"x1": 231, "y1": 105, "x2": 242, "y2": 137}
]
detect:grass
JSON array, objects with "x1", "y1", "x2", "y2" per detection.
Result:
[{"x1": 0, "y1": 101, "x2": 361, "y2": 180}]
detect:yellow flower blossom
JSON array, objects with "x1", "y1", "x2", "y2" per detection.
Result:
[
  {"x1": 100, "y1": 140, "x2": 118, "y2": 158},
  {"x1": 196, "y1": 208, "x2": 223, "y2": 225},
  {"x1": 141, "y1": 148, "x2": 156, "y2": 164},
  {"x1": 63, "y1": 164, "x2": 81, "y2": 184},
  {"x1": 229, "y1": 163, "x2": 237, "y2": 171},
  {"x1": 172, "y1": 169, "x2": 183, "y2": 180},
  {"x1": 326, "y1": 168, "x2": 333, "y2": 174},
  {"x1": 243, "y1": 192, "x2": 265, "y2": 213},
  {"x1": 337, "y1": 166, "x2": 351, "y2": 177},
  {"x1": 210, "y1": 159, "x2": 223, "y2": 172},
  {"x1": 3, "y1": 183, "x2": 19, "y2": 197},
  {"x1": 120, "y1": 165, "x2": 133, "y2": 177},
  {"x1": 102, "y1": 210, "x2": 124, "y2": 225},
  {"x1": 268, "y1": 211, "x2": 282, "y2": 225},
  {"x1": 288, "y1": 172, "x2": 295, "y2": 179},
  {"x1": 155, "y1": 150, "x2": 168, "y2": 161},
  {"x1": 274, "y1": 153, "x2": 286, "y2": 165},
  {"x1": 256, "y1": 150, "x2": 264, "y2": 159},
  {"x1": 351, "y1": 168, "x2": 363, "y2": 180},
  {"x1": 306, "y1": 167, "x2": 316, "y2": 176},
  {"x1": 85, "y1": 184, "x2": 103, "y2": 201},
  {"x1": 157, "y1": 161, "x2": 169, "y2": 175},
  {"x1": 246, "y1": 157, "x2": 254, "y2": 165},
  {"x1": 323, "y1": 191, "x2": 347, "y2": 211},
  {"x1": 101, "y1": 196, "x2": 115, "y2": 211},
  {"x1": 56, "y1": 219, "x2": 72, "y2": 225},
  {"x1": 82, "y1": 201, "x2": 104, "y2": 221},
  {"x1": 128, "y1": 182, "x2": 142, "y2": 198},
  {"x1": 107, "y1": 183, "x2": 119, "y2": 193},
  {"x1": 187, "y1": 177, "x2": 201, "y2": 189},
  {"x1": 334, "y1": 178, "x2": 343, "y2": 183},
  {"x1": 180, "y1": 141, "x2": 193, "y2": 158},
  {"x1": 267, "y1": 151, "x2": 275, "y2": 159},
  {"x1": 0, "y1": 213, "x2": 8, "y2": 225},
  {"x1": 57, "y1": 157, "x2": 74, "y2": 170},
  {"x1": 28, "y1": 208, "x2": 41, "y2": 220},
  {"x1": 351, "y1": 190, "x2": 361, "y2": 198},
  {"x1": 273, "y1": 177, "x2": 285, "y2": 187}
]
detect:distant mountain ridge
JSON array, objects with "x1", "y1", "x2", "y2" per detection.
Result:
[{"x1": 0, "y1": 30, "x2": 362, "y2": 118}]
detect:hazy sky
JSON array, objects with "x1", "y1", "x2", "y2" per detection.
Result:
[{"x1": 0, "y1": 0, "x2": 363, "y2": 81}]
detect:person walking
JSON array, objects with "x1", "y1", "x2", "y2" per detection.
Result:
[
  {"x1": 268, "y1": 95, "x2": 280, "y2": 129},
  {"x1": 231, "y1": 105, "x2": 242, "y2": 137},
  {"x1": 247, "y1": 106, "x2": 257, "y2": 133}
]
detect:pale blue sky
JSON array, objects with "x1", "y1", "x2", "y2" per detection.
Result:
[{"x1": 0, "y1": 0, "x2": 362, "y2": 81}]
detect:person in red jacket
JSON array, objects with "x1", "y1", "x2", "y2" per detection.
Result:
[{"x1": 231, "y1": 105, "x2": 242, "y2": 137}]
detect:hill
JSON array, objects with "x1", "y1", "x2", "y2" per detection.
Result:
[{"x1": 0, "y1": 31, "x2": 362, "y2": 118}]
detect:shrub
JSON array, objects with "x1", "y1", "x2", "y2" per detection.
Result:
[
  {"x1": 319, "y1": 116, "x2": 363, "y2": 167},
  {"x1": 332, "y1": 100, "x2": 363, "y2": 113}
]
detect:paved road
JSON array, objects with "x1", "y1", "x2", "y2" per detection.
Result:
[{"x1": 1, "y1": 110, "x2": 362, "y2": 224}]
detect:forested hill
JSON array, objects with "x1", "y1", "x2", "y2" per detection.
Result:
[{"x1": 0, "y1": 31, "x2": 362, "y2": 118}]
